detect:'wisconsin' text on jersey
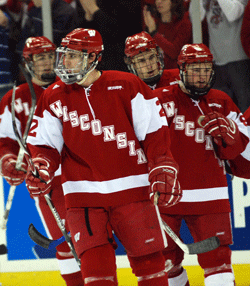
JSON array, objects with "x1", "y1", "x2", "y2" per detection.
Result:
[{"x1": 49, "y1": 99, "x2": 147, "y2": 164}]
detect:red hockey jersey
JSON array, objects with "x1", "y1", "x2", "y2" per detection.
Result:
[
  {"x1": 156, "y1": 68, "x2": 180, "y2": 89},
  {"x1": 0, "y1": 82, "x2": 44, "y2": 157},
  {"x1": 149, "y1": 69, "x2": 180, "y2": 90},
  {"x1": 153, "y1": 85, "x2": 249, "y2": 215},
  {"x1": 0, "y1": 81, "x2": 62, "y2": 183},
  {"x1": 26, "y1": 70, "x2": 172, "y2": 208}
]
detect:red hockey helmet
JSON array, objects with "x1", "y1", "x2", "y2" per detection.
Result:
[
  {"x1": 177, "y1": 44, "x2": 215, "y2": 98},
  {"x1": 55, "y1": 28, "x2": 103, "y2": 84},
  {"x1": 124, "y1": 31, "x2": 164, "y2": 85},
  {"x1": 125, "y1": 31, "x2": 158, "y2": 58},
  {"x1": 22, "y1": 36, "x2": 56, "y2": 83},
  {"x1": 23, "y1": 36, "x2": 56, "y2": 60},
  {"x1": 177, "y1": 44, "x2": 213, "y2": 66},
  {"x1": 63, "y1": 28, "x2": 103, "y2": 57}
]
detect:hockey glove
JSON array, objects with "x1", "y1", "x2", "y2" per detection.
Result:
[
  {"x1": 0, "y1": 154, "x2": 28, "y2": 186},
  {"x1": 198, "y1": 111, "x2": 239, "y2": 146},
  {"x1": 148, "y1": 156, "x2": 182, "y2": 207},
  {"x1": 25, "y1": 157, "x2": 54, "y2": 197}
]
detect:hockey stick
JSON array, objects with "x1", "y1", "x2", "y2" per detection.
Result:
[
  {"x1": 160, "y1": 218, "x2": 220, "y2": 254},
  {"x1": 44, "y1": 193, "x2": 81, "y2": 267},
  {"x1": 28, "y1": 210, "x2": 80, "y2": 267},
  {"x1": 0, "y1": 76, "x2": 37, "y2": 254},
  {"x1": 29, "y1": 223, "x2": 70, "y2": 250},
  {"x1": 155, "y1": 194, "x2": 220, "y2": 254},
  {"x1": 10, "y1": 75, "x2": 81, "y2": 268},
  {"x1": 1, "y1": 78, "x2": 35, "y2": 229}
]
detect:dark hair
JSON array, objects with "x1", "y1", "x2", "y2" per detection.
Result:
[
  {"x1": 153, "y1": 0, "x2": 185, "y2": 21},
  {"x1": 171, "y1": 0, "x2": 185, "y2": 19}
]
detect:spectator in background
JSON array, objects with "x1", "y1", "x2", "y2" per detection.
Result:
[
  {"x1": 19, "y1": 0, "x2": 78, "y2": 48},
  {"x1": 142, "y1": 0, "x2": 192, "y2": 69},
  {"x1": 124, "y1": 31, "x2": 180, "y2": 89},
  {"x1": 0, "y1": 3, "x2": 13, "y2": 101},
  {"x1": 193, "y1": 0, "x2": 250, "y2": 113},
  {"x1": 72, "y1": 0, "x2": 143, "y2": 71}
]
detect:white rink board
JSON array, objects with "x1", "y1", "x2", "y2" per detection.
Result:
[
  {"x1": 0, "y1": 175, "x2": 250, "y2": 273},
  {"x1": 0, "y1": 251, "x2": 250, "y2": 273}
]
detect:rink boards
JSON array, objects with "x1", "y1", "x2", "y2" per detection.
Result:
[{"x1": 0, "y1": 174, "x2": 250, "y2": 285}]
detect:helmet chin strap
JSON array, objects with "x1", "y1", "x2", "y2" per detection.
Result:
[
  {"x1": 32, "y1": 73, "x2": 55, "y2": 86},
  {"x1": 41, "y1": 72, "x2": 56, "y2": 82},
  {"x1": 77, "y1": 56, "x2": 100, "y2": 86}
]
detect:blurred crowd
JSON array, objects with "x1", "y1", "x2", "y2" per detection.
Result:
[{"x1": 1, "y1": 0, "x2": 250, "y2": 112}]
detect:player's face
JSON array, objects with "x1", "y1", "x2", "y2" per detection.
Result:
[
  {"x1": 63, "y1": 50, "x2": 84, "y2": 72},
  {"x1": 185, "y1": 62, "x2": 213, "y2": 89},
  {"x1": 155, "y1": 0, "x2": 172, "y2": 15},
  {"x1": 33, "y1": 52, "x2": 55, "y2": 81},
  {"x1": 132, "y1": 50, "x2": 159, "y2": 80}
]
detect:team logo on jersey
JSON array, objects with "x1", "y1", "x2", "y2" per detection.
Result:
[
  {"x1": 162, "y1": 101, "x2": 175, "y2": 117},
  {"x1": 74, "y1": 232, "x2": 80, "y2": 242}
]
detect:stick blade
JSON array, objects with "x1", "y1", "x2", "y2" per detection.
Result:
[
  {"x1": 187, "y1": 236, "x2": 220, "y2": 255},
  {"x1": 0, "y1": 244, "x2": 8, "y2": 255},
  {"x1": 28, "y1": 224, "x2": 52, "y2": 249}
]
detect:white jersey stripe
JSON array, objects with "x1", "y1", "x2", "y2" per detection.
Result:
[
  {"x1": 181, "y1": 187, "x2": 229, "y2": 202},
  {"x1": 63, "y1": 173, "x2": 150, "y2": 195}
]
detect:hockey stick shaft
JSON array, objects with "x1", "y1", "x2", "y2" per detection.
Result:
[
  {"x1": 154, "y1": 194, "x2": 220, "y2": 254},
  {"x1": 10, "y1": 74, "x2": 81, "y2": 267},
  {"x1": 1, "y1": 70, "x2": 37, "y2": 230},
  {"x1": 160, "y1": 217, "x2": 220, "y2": 254},
  {"x1": 11, "y1": 81, "x2": 42, "y2": 180},
  {"x1": 44, "y1": 194, "x2": 81, "y2": 267}
]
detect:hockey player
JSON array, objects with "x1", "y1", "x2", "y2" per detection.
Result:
[
  {"x1": 0, "y1": 36, "x2": 85, "y2": 286},
  {"x1": 25, "y1": 28, "x2": 182, "y2": 286},
  {"x1": 124, "y1": 31, "x2": 180, "y2": 90},
  {"x1": 153, "y1": 44, "x2": 249, "y2": 286}
]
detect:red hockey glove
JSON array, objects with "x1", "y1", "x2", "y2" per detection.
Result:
[
  {"x1": 0, "y1": 154, "x2": 28, "y2": 186},
  {"x1": 25, "y1": 157, "x2": 54, "y2": 197},
  {"x1": 148, "y1": 156, "x2": 182, "y2": 207},
  {"x1": 198, "y1": 111, "x2": 239, "y2": 146}
]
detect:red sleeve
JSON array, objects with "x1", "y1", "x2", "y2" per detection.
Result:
[
  {"x1": 227, "y1": 155, "x2": 250, "y2": 179},
  {"x1": 0, "y1": 137, "x2": 19, "y2": 158},
  {"x1": 153, "y1": 12, "x2": 192, "y2": 61},
  {"x1": 241, "y1": 1, "x2": 250, "y2": 58}
]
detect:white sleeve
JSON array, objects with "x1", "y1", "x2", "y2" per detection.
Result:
[
  {"x1": 241, "y1": 125, "x2": 250, "y2": 160},
  {"x1": 0, "y1": 105, "x2": 20, "y2": 141},
  {"x1": 131, "y1": 92, "x2": 167, "y2": 141},
  {"x1": 217, "y1": 0, "x2": 247, "y2": 22},
  {"x1": 27, "y1": 110, "x2": 64, "y2": 154}
]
